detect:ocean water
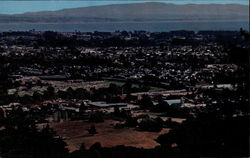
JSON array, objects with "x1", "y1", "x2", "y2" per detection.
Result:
[{"x1": 0, "y1": 21, "x2": 248, "y2": 32}]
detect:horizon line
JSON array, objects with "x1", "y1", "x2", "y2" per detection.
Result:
[{"x1": 0, "y1": 1, "x2": 248, "y2": 15}]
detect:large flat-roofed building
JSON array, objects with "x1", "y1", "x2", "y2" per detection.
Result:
[{"x1": 88, "y1": 101, "x2": 127, "y2": 108}]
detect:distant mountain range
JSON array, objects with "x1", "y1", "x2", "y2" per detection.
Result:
[{"x1": 0, "y1": 2, "x2": 248, "y2": 24}]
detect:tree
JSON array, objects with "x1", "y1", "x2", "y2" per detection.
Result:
[
  {"x1": 153, "y1": 101, "x2": 170, "y2": 112},
  {"x1": 0, "y1": 110, "x2": 68, "y2": 158},
  {"x1": 138, "y1": 117, "x2": 163, "y2": 132},
  {"x1": 33, "y1": 91, "x2": 42, "y2": 102},
  {"x1": 108, "y1": 83, "x2": 119, "y2": 95},
  {"x1": 89, "y1": 112, "x2": 104, "y2": 123},
  {"x1": 88, "y1": 125, "x2": 97, "y2": 135},
  {"x1": 138, "y1": 94, "x2": 154, "y2": 109},
  {"x1": 74, "y1": 88, "x2": 88, "y2": 99},
  {"x1": 0, "y1": 63, "x2": 12, "y2": 105},
  {"x1": 79, "y1": 143, "x2": 86, "y2": 151},
  {"x1": 66, "y1": 87, "x2": 74, "y2": 99},
  {"x1": 57, "y1": 90, "x2": 67, "y2": 99},
  {"x1": 113, "y1": 107, "x2": 121, "y2": 117},
  {"x1": 157, "y1": 114, "x2": 249, "y2": 157},
  {"x1": 122, "y1": 81, "x2": 132, "y2": 94},
  {"x1": 47, "y1": 86, "x2": 55, "y2": 96},
  {"x1": 125, "y1": 115, "x2": 137, "y2": 127},
  {"x1": 20, "y1": 94, "x2": 33, "y2": 104}
]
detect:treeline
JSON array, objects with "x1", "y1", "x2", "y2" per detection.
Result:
[
  {"x1": 1, "y1": 30, "x2": 243, "y2": 47},
  {"x1": 0, "y1": 100, "x2": 248, "y2": 158}
]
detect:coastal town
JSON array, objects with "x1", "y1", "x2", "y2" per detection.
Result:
[{"x1": 0, "y1": 29, "x2": 249, "y2": 157}]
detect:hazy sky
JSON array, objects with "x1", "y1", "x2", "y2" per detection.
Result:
[{"x1": 0, "y1": 0, "x2": 248, "y2": 14}]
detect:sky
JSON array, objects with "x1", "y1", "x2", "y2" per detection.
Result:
[{"x1": 0, "y1": 0, "x2": 249, "y2": 14}]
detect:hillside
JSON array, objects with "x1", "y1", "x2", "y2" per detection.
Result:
[{"x1": 0, "y1": 2, "x2": 248, "y2": 23}]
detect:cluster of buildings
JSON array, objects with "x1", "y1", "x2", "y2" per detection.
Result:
[{"x1": 0, "y1": 30, "x2": 247, "y2": 122}]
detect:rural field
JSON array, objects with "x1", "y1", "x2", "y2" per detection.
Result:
[{"x1": 50, "y1": 120, "x2": 169, "y2": 152}]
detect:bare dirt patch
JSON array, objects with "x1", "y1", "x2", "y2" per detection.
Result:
[{"x1": 50, "y1": 120, "x2": 169, "y2": 152}]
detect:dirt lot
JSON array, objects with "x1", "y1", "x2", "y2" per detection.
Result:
[{"x1": 50, "y1": 120, "x2": 169, "y2": 152}]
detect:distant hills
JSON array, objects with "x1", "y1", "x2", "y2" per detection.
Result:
[{"x1": 0, "y1": 2, "x2": 248, "y2": 24}]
